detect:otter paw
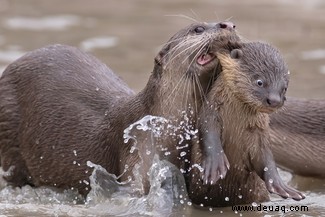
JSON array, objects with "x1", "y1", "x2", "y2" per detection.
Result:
[
  {"x1": 265, "y1": 178, "x2": 305, "y2": 201},
  {"x1": 202, "y1": 153, "x2": 230, "y2": 185}
]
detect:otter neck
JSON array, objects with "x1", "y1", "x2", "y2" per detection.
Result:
[{"x1": 119, "y1": 72, "x2": 160, "y2": 127}]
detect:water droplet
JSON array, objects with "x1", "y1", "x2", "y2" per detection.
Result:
[
  {"x1": 187, "y1": 201, "x2": 192, "y2": 206},
  {"x1": 146, "y1": 150, "x2": 151, "y2": 155},
  {"x1": 238, "y1": 195, "x2": 242, "y2": 199},
  {"x1": 220, "y1": 210, "x2": 223, "y2": 213},
  {"x1": 35, "y1": 139, "x2": 40, "y2": 144},
  {"x1": 269, "y1": 179, "x2": 273, "y2": 184},
  {"x1": 73, "y1": 161, "x2": 76, "y2": 164},
  {"x1": 130, "y1": 146, "x2": 136, "y2": 153},
  {"x1": 200, "y1": 203, "x2": 204, "y2": 207},
  {"x1": 180, "y1": 151, "x2": 186, "y2": 157},
  {"x1": 225, "y1": 197, "x2": 229, "y2": 201},
  {"x1": 180, "y1": 200, "x2": 184, "y2": 204},
  {"x1": 73, "y1": 150, "x2": 77, "y2": 156},
  {"x1": 252, "y1": 202, "x2": 258, "y2": 207},
  {"x1": 264, "y1": 167, "x2": 268, "y2": 171},
  {"x1": 209, "y1": 208, "x2": 213, "y2": 211},
  {"x1": 95, "y1": 87, "x2": 99, "y2": 91},
  {"x1": 164, "y1": 151, "x2": 171, "y2": 156},
  {"x1": 40, "y1": 156, "x2": 43, "y2": 159}
]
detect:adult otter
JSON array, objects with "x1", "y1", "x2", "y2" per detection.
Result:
[
  {"x1": 0, "y1": 21, "x2": 239, "y2": 196},
  {"x1": 270, "y1": 98, "x2": 325, "y2": 178},
  {"x1": 188, "y1": 42, "x2": 305, "y2": 207}
]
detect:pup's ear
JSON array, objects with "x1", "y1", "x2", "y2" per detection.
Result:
[{"x1": 230, "y1": 49, "x2": 243, "y2": 59}]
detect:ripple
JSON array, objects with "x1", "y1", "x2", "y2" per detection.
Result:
[
  {"x1": 80, "y1": 36, "x2": 119, "y2": 51},
  {"x1": 301, "y1": 49, "x2": 325, "y2": 60},
  {"x1": 0, "y1": 49, "x2": 25, "y2": 63},
  {"x1": 320, "y1": 65, "x2": 325, "y2": 75},
  {"x1": 4, "y1": 15, "x2": 81, "y2": 31}
]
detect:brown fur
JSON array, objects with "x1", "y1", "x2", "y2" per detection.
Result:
[
  {"x1": 188, "y1": 42, "x2": 304, "y2": 207},
  {"x1": 270, "y1": 97, "x2": 325, "y2": 177},
  {"x1": 0, "y1": 22, "x2": 240, "y2": 196}
]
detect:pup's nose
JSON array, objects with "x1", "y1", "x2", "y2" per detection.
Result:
[{"x1": 266, "y1": 94, "x2": 282, "y2": 108}]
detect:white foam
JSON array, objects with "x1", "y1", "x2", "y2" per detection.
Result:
[
  {"x1": 80, "y1": 36, "x2": 119, "y2": 51},
  {"x1": 301, "y1": 49, "x2": 325, "y2": 60},
  {"x1": 0, "y1": 50, "x2": 25, "y2": 63},
  {"x1": 4, "y1": 15, "x2": 81, "y2": 31},
  {"x1": 320, "y1": 65, "x2": 325, "y2": 75}
]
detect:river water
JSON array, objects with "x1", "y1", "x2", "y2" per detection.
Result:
[{"x1": 0, "y1": 0, "x2": 324, "y2": 216}]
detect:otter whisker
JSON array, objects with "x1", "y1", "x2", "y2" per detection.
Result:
[
  {"x1": 181, "y1": 38, "x2": 208, "y2": 65},
  {"x1": 166, "y1": 39, "x2": 204, "y2": 68},
  {"x1": 192, "y1": 74, "x2": 199, "y2": 118},
  {"x1": 193, "y1": 71, "x2": 208, "y2": 105},
  {"x1": 162, "y1": 38, "x2": 197, "y2": 66},
  {"x1": 162, "y1": 72, "x2": 189, "y2": 114},
  {"x1": 183, "y1": 39, "x2": 209, "y2": 73},
  {"x1": 164, "y1": 14, "x2": 199, "y2": 23},
  {"x1": 158, "y1": 35, "x2": 192, "y2": 48},
  {"x1": 189, "y1": 9, "x2": 201, "y2": 22}
]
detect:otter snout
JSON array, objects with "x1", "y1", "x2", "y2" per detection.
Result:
[
  {"x1": 216, "y1": 21, "x2": 235, "y2": 30},
  {"x1": 266, "y1": 93, "x2": 282, "y2": 108}
]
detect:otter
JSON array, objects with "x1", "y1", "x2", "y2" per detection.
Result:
[
  {"x1": 0, "y1": 21, "x2": 240, "y2": 196},
  {"x1": 269, "y1": 97, "x2": 325, "y2": 178},
  {"x1": 188, "y1": 42, "x2": 305, "y2": 207}
]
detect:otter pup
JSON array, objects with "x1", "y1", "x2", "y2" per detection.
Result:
[
  {"x1": 270, "y1": 97, "x2": 325, "y2": 178},
  {"x1": 0, "y1": 21, "x2": 240, "y2": 196},
  {"x1": 189, "y1": 42, "x2": 305, "y2": 207}
]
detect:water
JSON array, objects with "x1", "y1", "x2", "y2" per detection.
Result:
[
  {"x1": 0, "y1": 0, "x2": 324, "y2": 216},
  {"x1": 0, "y1": 116, "x2": 191, "y2": 217}
]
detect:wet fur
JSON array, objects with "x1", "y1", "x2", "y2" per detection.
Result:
[
  {"x1": 0, "y1": 22, "x2": 239, "y2": 196},
  {"x1": 188, "y1": 42, "x2": 304, "y2": 207}
]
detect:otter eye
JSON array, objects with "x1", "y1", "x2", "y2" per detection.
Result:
[
  {"x1": 194, "y1": 26, "x2": 205, "y2": 34},
  {"x1": 256, "y1": 79, "x2": 263, "y2": 87}
]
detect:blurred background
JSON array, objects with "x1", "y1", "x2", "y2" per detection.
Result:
[{"x1": 0, "y1": 0, "x2": 324, "y2": 98}]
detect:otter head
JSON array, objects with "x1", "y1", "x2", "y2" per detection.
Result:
[
  {"x1": 152, "y1": 21, "x2": 241, "y2": 114},
  {"x1": 221, "y1": 42, "x2": 289, "y2": 113}
]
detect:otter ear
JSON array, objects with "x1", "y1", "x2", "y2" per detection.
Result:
[
  {"x1": 155, "y1": 51, "x2": 164, "y2": 66},
  {"x1": 155, "y1": 44, "x2": 170, "y2": 66},
  {"x1": 230, "y1": 49, "x2": 243, "y2": 59}
]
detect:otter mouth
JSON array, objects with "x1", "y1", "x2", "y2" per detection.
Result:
[
  {"x1": 197, "y1": 53, "x2": 216, "y2": 66},
  {"x1": 259, "y1": 107, "x2": 277, "y2": 114}
]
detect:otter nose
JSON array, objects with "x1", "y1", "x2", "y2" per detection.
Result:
[
  {"x1": 217, "y1": 21, "x2": 236, "y2": 30},
  {"x1": 266, "y1": 94, "x2": 282, "y2": 108}
]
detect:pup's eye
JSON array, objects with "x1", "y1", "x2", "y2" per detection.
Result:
[
  {"x1": 256, "y1": 79, "x2": 263, "y2": 87},
  {"x1": 194, "y1": 26, "x2": 205, "y2": 34}
]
